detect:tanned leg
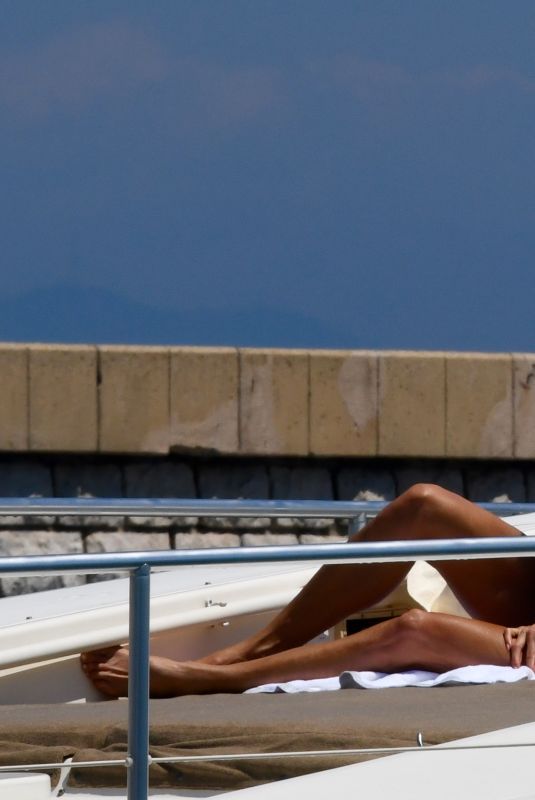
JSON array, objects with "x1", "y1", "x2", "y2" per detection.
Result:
[
  {"x1": 81, "y1": 611, "x2": 511, "y2": 698},
  {"x1": 202, "y1": 484, "x2": 535, "y2": 665}
]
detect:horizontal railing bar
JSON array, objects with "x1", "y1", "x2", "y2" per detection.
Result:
[
  {"x1": 151, "y1": 740, "x2": 535, "y2": 762},
  {"x1": 0, "y1": 537, "x2": 535, "y2": 576},
  {"x1": 0, "y1": 758, "x2": 128, "y2": 772},
  {"x1": 1, "y1": 738, "x2": 534, "y2": 774},
  {"x1": 0, "y1": 497, "x2": 534, "y2": 518}
]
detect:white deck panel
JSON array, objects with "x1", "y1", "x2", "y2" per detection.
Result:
[
  {"x1": 0, "y1": 564, "x2": 318, "y2": 669},
  {"x1": 0, "y1": 771, "x2": 50, "y2": 799},
  {"x1": 504, "y1": 511, "x2": 535, "y2": 535},
  {"x1": 0, "y1": 564, "x2": 316, "y2": 629}
]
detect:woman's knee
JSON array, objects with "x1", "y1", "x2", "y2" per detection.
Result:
[
  {"x1": 398, "y1": 483, "x2": 450, "y2": 520},
  {"x1": 384, "y1": 610, "x2": 434, "y2": 667},
  {"x1": 394, "y1": 608, "x2": 431, "y2": 640},
  {"x1": 391, "y1": 610, "x2": 453, "y2": 671}
]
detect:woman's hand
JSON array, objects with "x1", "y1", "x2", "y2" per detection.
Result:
[{"x1": 504, "y1": 625, "x2": 535, "y2": 669}]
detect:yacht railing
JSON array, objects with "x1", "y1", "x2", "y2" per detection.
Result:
[
  {"x1": 4, "y1": 496, "x2": 535, "y2": 519},
  {"x1": 1, "y1": 497, "x2": 535, "y2": 800}
]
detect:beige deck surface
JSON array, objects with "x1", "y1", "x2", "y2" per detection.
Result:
[{"x1": 0, "y1": 683, "x2": 534, "y2": 791}]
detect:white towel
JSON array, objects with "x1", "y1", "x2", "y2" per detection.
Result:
[{"x1": 245, "y1": 665, "x2": 535, "y2": 694}]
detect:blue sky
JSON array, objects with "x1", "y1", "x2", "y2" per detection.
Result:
[{"x1": 1, "y1": 2, "x2": 535, "y2": 351}]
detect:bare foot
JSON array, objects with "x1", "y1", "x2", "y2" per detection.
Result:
[{"x1": 80, "y1": 646, "x2": 240, "y2": 699}]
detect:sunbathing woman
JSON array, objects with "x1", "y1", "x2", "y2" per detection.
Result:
[{"x1": 81, "y1": 484, "x2": 535, "y2": 698}]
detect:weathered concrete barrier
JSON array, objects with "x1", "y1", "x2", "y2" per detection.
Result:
[{"x1": 1, "y1": 344, "x2": 534, "y2": 459}]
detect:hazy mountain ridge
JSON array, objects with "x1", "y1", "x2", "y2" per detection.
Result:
[{"x1": 0, "y1": 284, "x2": 354, "y2": 349}]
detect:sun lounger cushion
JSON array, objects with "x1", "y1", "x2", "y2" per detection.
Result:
[{"x1": 0, "y1": 683, "x2": 534, "y2": 790}]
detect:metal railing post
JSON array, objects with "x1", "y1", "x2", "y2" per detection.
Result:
[
  {"x1": 348, "y1": 514, "x2": 366, "y2": 537},
  {"x1": 127, "y1": 563, "x2": 151, "y2": 800}
]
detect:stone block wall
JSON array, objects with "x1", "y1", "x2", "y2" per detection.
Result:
[{"x1": 0, "y1": 454, "x2": 533, "y2": 596}]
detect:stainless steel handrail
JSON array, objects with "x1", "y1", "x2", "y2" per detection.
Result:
[
  {"x1": 0, "y1": 497, "x2": 535, "y2": 800},
  {"x1": 3, "y1": 739, "x2": 535, "y2": 775},
  {"x1": 0, "y1": 497, "x2": 533, "y2": 517}
]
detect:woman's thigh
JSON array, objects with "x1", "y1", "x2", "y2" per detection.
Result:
[{"x1": 427, "y1": 503, "x2": 535, "y2": 625}]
